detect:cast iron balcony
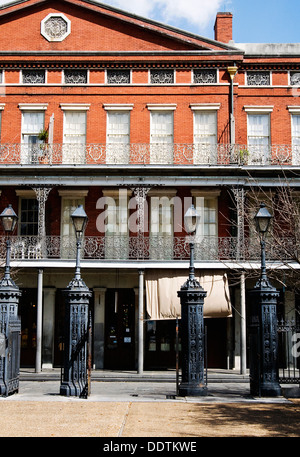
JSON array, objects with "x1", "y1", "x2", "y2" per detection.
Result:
[
  {"x1": 0, "y1": 234, "x2": 295, "y2": 262},
  {"x1": 0, "y1": 143, "x2": 299, "y2": 166}
]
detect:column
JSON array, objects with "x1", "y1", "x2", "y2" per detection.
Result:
[
  {"x1": 240, "y1": 271, "x2": 247, "y2": 374},
  {"x1": 232, "y1": 186, "x2": 247, "y2": 371},
  {"x1": 35, "y1": 268, "x2": 43, "y2": 373},
  {"x1": 93, "y1": 288, "x2": 106, "y2": 369},
  {"x1": 138, "y1": 270, "x2": 145, "y2": 374},
  {"x1": 42, "y1": 287, "x2": 56, "y2": 369}
]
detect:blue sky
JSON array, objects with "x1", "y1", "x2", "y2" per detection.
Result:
[{"x1": 0, "y1": 0, "x2": 299, "y2": 43}]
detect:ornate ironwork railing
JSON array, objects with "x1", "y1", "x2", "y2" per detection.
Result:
[
  {"x1": 0, "y1": 143, "x2": 299, "y2": 166},
  {"x1": 0, "y1": 235, "x2": 297, "y2": 262}
]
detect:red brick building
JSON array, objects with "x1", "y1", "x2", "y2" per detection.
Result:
[{"x1": 0, "y1": 0, "x2": 299, "y2": 372}]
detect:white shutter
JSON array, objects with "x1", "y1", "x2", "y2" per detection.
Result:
[
  {"x1": 64, "y1": 111, "x2": 86, "y2": 144},
  {"x1": 151, "y1": 112, "x2": 173, "y2": 144}
]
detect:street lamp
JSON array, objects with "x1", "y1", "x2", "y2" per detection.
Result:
[
  {"x1": 177, "y1": 204, "x2": 207, "y2": 396},
  {"x1": 71, "y1": 204, "x2": 88, "y2": 281},
  {"x1": 184, "y1": 204, "x2": 200, "y2": 284},
  {"x1": 249, "y1": 202, "x2": 281, "y2": 397},
  {"x1": 254, "y1": 203, "x2": 272, "y2": 286},
  {"x1": 0, "y1": 204, "x2": 18, "y2": 282},
  {"x1": 0, "y1": 204, "x2": 21, "y2": 397},
  {"x1": 60, "y1": 205, "x2": 92, "y2": 398}
]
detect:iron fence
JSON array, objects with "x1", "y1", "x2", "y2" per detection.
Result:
[{"x1": 278, "y1": 319, "x2": 300, "y2": 385}]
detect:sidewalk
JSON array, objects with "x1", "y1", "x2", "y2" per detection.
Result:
[{"x1": 0, "y1": 369, "x2": 299, "y2": 438}]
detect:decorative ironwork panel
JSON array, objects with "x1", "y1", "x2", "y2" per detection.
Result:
[
  {"x1": 150, "y1": 69, "x2": 174, "y2": 84},
  {"x1": 107, "y1": 69, "x2": 130, "y2": 84},
  {"x1": 290, "y1": 72, "x2": 300, "y2": 85},
  {"x1": 193, "y1": 69, "x2": 217, "y2": 84},
  {"x1": 22, "y1": 70, "x2": 45, "y2": 84},
  {"x1": 64, "y1": 70, "x2": 87, "y2": 84},
  {"x1": 247, "y1": 71, "x2": 270, "y2": 86},
  {"x1": 44, "y1": 16, "x2": 68, "y2": 39}
]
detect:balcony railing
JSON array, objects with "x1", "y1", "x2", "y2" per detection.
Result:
[
  {"x1": 0, "y1": 235, "x2": 296, "y2": 262},
  {"x1": 0, "y1": 143, "x2": 299, "y2": 166}
]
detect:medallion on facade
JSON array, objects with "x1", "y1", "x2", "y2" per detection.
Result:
[{"x1": 41, "y1": 13, "x2": 71, "y2": 42}]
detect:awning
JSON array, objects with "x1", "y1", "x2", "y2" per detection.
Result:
[{"x1": 145, "y1": 270, "x2": 232, "y2": 320}]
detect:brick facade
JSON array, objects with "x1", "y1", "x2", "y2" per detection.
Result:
[{"x1": 0, "y1": 0, "x2": 299, "y2": 371}]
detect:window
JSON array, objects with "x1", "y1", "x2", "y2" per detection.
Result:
[
  {"x1": 291, "y1": 114, "x2": 300, "y2": 164},
  {"x1": 148, "y1": 105, "x2": 176, "y2": 163},
  {"x1": 193, "y1": 111, "x2": 217, "y2": 164},
  {"x1": 247, "y1": 113, "x2": 270, "y2": 164},
  {"x1": 59, "y1": 190, "x2": 88, "y2": 258},
  {"x1": 61, "y1": 104, "x2": 90, "y2": 163},
  {"x1": 64, "y1": 69, "x2": 88, "y2": 84},
  {"x1": 107, "y1": 70, "x2": 130, "y2": 84},
  {"x1": 247, "y1": 71, "x2": 271, "y2": 86},
  {"x1": 149, "y1": 190, "x2": 177, "y2": 260},
  {"x1": 193, "y1": 69, "x2": 217, "y2": 84},
  {"x1": 20, "y1": 199, "x2": 38, "y2": 236},
  {"x1": 192, "y1": 191, "x2": 219, "y2": 260},
  {"x1": 150, "y1": 69, "x2": 174, "y2": 84},
  {"x1": 102, "y1": 189, "x2": 131, "y2": 259},
  {"x1": 22, "y1": 69, "x2": 46, "y2": 84},
  {"x1": 21, "y1": 111, "x2": 45, "y2": 164},
  {"x1": 106, "y1": 109, "x2": 131, "y2": 164}
]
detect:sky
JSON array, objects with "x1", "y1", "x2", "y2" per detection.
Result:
[{"x1": 0, "y1": 0, "x2": 299, "y2": 43}]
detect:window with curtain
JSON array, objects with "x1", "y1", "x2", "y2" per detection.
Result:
[
  {"x1": 193, "y1": 111, "x2": 217, "y2": 164},
  {"x1": 106, "y1": 111, "x2": 130, "y2": 164},
  {"x1": 193, "y1": 195, "x2": 218, "y2": 260},
  {"x1": 61, "y1": 197, "x2": 85, "y2": 258},
  {"x1": 150, "y1": 195, "x2": 174, "y2": 260},
  {"x1": 247, "y1": 114, "x2": 270, "y2": 164},
  {"x1": 150, "y1": 111, "x2": 173, "y2": 163},
  {"x1": 292, "y1": 114, "x2": 300, "y2": 164},
  {"x1": 21, "y1": 111, "x2": 44, "y2": 163},
  {"x1": 63, "y1": 111, "x2": 86, "y2": 163}
]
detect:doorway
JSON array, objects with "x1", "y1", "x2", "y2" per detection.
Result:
[
  {"x1": 19, "y1": 288, "x2": 37, "y2": 367},
  {"x1": 104, "y1": 288, "x2": 135, "y2": 370}
]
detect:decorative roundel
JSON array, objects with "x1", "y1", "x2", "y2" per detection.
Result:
[{"x1": 41, "y1": 13, "x2": 71, "y2": 42}]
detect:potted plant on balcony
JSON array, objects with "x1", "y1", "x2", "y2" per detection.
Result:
[
  {"x1": 38, "y1": 128, "x2": 49, "y2": 163},
  {"x1": 239, "y1": 147, "x2": 249, "y2": 165}
]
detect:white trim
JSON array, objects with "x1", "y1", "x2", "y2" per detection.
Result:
[
  {"x1": 244, "y1": 105, "x2": 274, "y2": 113},
  {"x1": 58, "y1": 190, "x2": 89, "y2": 197},
  {"x1": 41, "y1": 13, "x2": 71, "y2": 42},
  {"x1": 60, "y1": 103, "x2": 90, "y2": 111},
  {"x1": 147, "y1": 104, "x2": 177, "y2": 111},
  {"x1": 191, "y1": 189, "x2": 221, "y2": 197},
  {"x1": 103, "y1": 104, "x2": 134, "y2": 111},
  {"x1": 288, "y1": 106, "x2": 300, "y2": 114},
  {"x1": 15, "y1": 189, "x2": 36, "y2": 198},
  {"x1": 0, "y1": 104, "x2": 5, "y2": 110},
  {"x1": 190, "y1": 103, "x2": 221, "y2": 111},
  {"x1": 18, "y1": 103, "x2": 48, "y2": 111}
]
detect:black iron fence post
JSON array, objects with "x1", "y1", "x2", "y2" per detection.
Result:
[
  {"x1": 59, "y1": 277, "x2": 92, "y2": 398},
  {"x1": 249, "y1": 274, "x2": 281, "y2": 397},
  {"x1": 177, "y1": 241, "x2": 207, "y2": 396},
  {"x1": 0, "y1": 261, "x2": 21, "y2": 397}
]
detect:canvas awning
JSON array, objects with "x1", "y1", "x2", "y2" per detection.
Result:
[{"x1": 145, "y1": 270, "x2": 232, "y2": 320}]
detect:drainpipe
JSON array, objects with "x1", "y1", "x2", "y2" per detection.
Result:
[{"x1": 227, "y1": 65, "x2": 238, "y2": 145}]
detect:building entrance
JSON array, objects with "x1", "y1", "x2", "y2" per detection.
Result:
[
  {"x1": 19, "y1": 288, "x2": 37, "y2": 367},
  {"x1": 104, "y1": 288, "x2": 135, "y2": 370}
]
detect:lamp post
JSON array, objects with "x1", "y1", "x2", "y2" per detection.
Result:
[
  {"x1": 0, "y1": 205, "x2": 21, "y2": 397},
  {"x1": 177, "y1": 205, "x2": 207, "y2": 396},
  {"x1": 249, "y1": 203, "x2": 281, "y2": 397},
  {"x1": 60, "y1": 205, "x2": 92, "y2": 398}
]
